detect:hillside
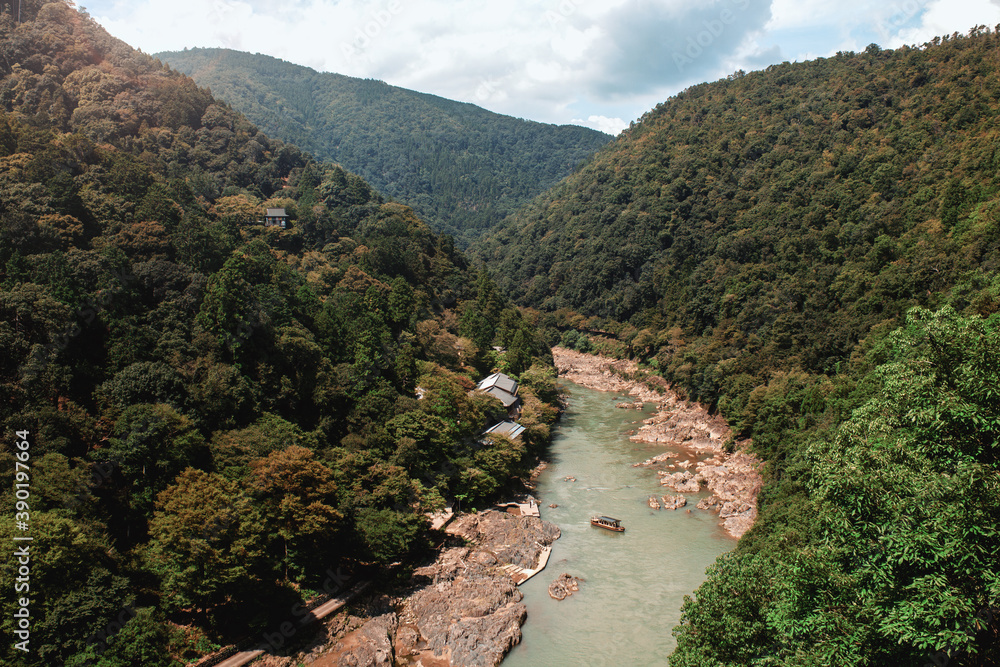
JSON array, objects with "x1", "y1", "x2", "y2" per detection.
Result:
[
  {"x1": 156, "y1": 47, "x2": 612, "y2": 243},
  {"x1": 474, "y1": 29, "x2": 1000, "y2": 665},
  {"x1": 475, "y1": 31, "x2": 1000, "y2": 407},
  {"x1": 0, "y1": 3, "x2": 556, "y2": 665}
]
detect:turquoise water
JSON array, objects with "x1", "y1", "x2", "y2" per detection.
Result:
[{"x1": 501, "y1": 381, "x2": 734, "y2": 667}]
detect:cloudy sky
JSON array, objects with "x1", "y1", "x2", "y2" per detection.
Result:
[{"x1": 80, "y1": 0, "x2": 1000, "y2": 135}]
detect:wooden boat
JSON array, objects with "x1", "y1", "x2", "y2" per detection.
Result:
[{"x1": 590, "y1": 515, "x2": 625, "y2": 532}]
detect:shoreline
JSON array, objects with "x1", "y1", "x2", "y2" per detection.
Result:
[
  {"x1": 270, "y1": 509, "x2": 559, "y2": 667},
  {"x1": 552, "y1": 346, "x2": 761, "y2": 539}
]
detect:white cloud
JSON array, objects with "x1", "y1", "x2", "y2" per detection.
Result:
[
  {"x1": 572, "y1": 115, "x2": 628, "y2": 135},
  {"x1": 889, "y1": 0, "x2": 1000, "y2": 46},
  {"x1": 82, "y1": 0, "x2": 1000, "y2": 131}
]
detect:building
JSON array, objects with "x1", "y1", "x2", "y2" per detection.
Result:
[
  {"x1": 264, "y1": 208, "x2": 288, "y2": 228},
  {"x1": 483, "y1": 420, "x2": 526, "y2": 440},
  {"x1": 477, "y1": 372, "x2": 519, "y2": 409}
]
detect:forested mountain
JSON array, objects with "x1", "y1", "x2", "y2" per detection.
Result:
[
  {"x1": 0, "y1": 3, "x2": 556, "y2": 665},
  {"x1": 155, "y1": 47, "x2": 612, "y2": 244},
  {"x1": 474, "y1": 29, "x2": 1000, "y2": 665}
]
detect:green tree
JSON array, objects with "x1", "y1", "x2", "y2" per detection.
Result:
[
  {"x1": 103, "y1": 403, "x2": 207, "y2": 518},
  {"x1": 247, "y1": 446, "x2": 343, "y2": 580},
  {"x1": 146, "y1": 469, "x2": 265, "y2": 613},
  {"x1": 353, "y1": 507, "x2": 425, "y2": 565}
]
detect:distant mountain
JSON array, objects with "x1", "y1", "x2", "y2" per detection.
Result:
[{"x1": 156, "y1": 47, "x2": 612, "y2": 243}]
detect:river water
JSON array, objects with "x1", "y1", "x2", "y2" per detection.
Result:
[{"x1": 501, "y1": 381, "x2": 735, "y2": 667}]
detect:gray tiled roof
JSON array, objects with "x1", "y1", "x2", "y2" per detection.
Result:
[
  {"x1": 484, "y1": 420, "x2": 525, "y2": 439},
  {"x1": 477, "y1": 372, "x2": 518, "y2": 395}
]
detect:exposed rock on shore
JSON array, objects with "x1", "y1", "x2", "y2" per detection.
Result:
[
  {"x1": 402, "y1": 570, "x2": 525, "y2": 667},
  {"x1": 553, "y1": 346, "x2": 761, "y2": 538},
  {"x1": 659, "y1": 470, "x2": 701, "y2": 493},
  {"x1": 308, "y1": 510, "x2": 559, "y2": 667},
  {"x1": 319, "y1": 613, "x2": 397, "y2": 667},
  {"x1": 398, "y1": 511, "x2": 559, "y2": 667},
  {"x1": 632, "y1": 451, "x2": 678, "y2": 467}
]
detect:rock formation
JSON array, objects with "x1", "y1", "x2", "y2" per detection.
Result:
[
  {"x1": 315, "y1": 510, "x2": 559, "y2": 667},
  {"x1": 658, "y1": 470, "x2": 701, "y2": 493},
  {"x1": 661, "y1": 495, "x2": 687, "y2": 510},
  {"x1": 553, "y1": 346, "x2": 761, "y2": 538},
  {"x1": 548, "y1": 573, "x2": 582, "y2": 600}
]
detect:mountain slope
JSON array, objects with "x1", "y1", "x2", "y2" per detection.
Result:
[
  {"x1": 156, "y1": 47, "x2": 612, "y2": 243},
  {"x1": 474, "y1": 32, "x2": 1000, "y2": 406},
  {"x1": 0, "y1": 4, "x2": 555, "y2": 665},
  {"x1": 472, "y1": 29, "x2": 1000, "y2": 666}
]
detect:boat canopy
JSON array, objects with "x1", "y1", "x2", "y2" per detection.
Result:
[{"x1": 597, "y1": 516, "x2": 620, "y2": 523}]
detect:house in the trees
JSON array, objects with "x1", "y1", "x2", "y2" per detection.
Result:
[
  {"x1": 264, "y1": 208, "x2": 288, "y2": 228},
  {"x1": 483, "y1": 420, "x2": 526, "y2": 441},
  {"x1": 477, "y1": 372, "x2": 520, "y2": 416}
]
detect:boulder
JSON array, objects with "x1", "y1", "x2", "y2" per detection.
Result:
[
  {"x1": 662, "y1": 495, "x2": 687, "y2": 510},
  {"x1": 548, "y1": 573, "x2": 582, "y2": 601},
  {"x1": 632, "y1": 451, "x2": 679, "y2": 467},
  {"x1": 406, "y1": 572, "x2": 525, "y2": 667},
  {"x1": 660, "y1": 471, "x2": 700, "y2": 493},
  {"x1": 328, "y1": 613, "x2": 398, "y2": 667},
  {"x1": 696, "y1": 495, "x2": 721, "y2": 510},
  {"x1": 393, "y1": 624, "x2": 420, "y2": 658}
]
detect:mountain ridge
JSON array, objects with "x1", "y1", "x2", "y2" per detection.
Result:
[
  {"x1": 0, "y1": 4, "x2": 557, "y2": 665},
  {"x1": 156, "y1": 46, "x2": 612, "y2": 243},
  {"x1": 468, "y1": 28, "x2": 1000, "y2": 665}
]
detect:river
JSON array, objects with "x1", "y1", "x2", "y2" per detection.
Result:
[{"x1": 501, "y1": 380, "x2": 735, "y2": 667}]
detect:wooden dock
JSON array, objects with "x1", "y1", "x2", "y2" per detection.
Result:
[
  {"x1": 496, "y1": 498, "x2": 540, "y2": 517},
  {"x1": 426, "y1": 504, "x2": 455, "y2": 530},
  {"x1": 498, "y1": 545, "x2": 552, "y2": 585}
]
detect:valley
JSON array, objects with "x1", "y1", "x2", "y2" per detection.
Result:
[{"x1": 0, "y1": 3, "x2": 998, "y2": 666}]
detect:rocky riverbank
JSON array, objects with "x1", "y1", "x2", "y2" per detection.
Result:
[
  {"x1": 277, "y1": 510, "x2": 560, "y2": 667},
  {"x1": 552, "y1": 347, "x2": 761, "y2": 538}
]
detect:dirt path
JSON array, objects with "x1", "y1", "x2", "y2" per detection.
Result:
[{"x1": 552, "y1": 347, "x2": 761, "y2": 538}]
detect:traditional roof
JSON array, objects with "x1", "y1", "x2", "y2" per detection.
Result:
[
  {"x1": 483, "y1": 420, "x2": 526, "y2": 440},
  {"x1": 478, "y1": 372, "x2": 518, "y2": 395},
  {"x1": 484, "y1": 387, "x2": 517, "y2": 407},
  {"x1": 265, "y1": 208, "x2": 287, "y2": 217}
]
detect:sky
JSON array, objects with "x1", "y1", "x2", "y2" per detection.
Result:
[{"x1": 78, "y1": 0, "x2": 1000, "y2": 135}]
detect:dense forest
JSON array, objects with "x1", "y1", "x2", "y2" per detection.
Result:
[
  {"x1": 474, "y1": 29, "x2": 1000, "y2": 665},
  {"x1": 0, "y1": 3, "x2": 557, "y2": 665},
  {"x1": 156, "y1": 48, "x2": 611, "y2": 244}
]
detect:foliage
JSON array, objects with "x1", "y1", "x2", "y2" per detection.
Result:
[
  {"x1": 156, "y1": 47, "x2": 611, "y2": 244},
  {"x1": 671, "y1": 307, "x2": 1000, "y2": 665},
  {"x1": 475, "y1": 28, "x2": 1000, "y2": 412},
  {"x1": 0, "y1": 5, "x2": 559, "y2": 664}
]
